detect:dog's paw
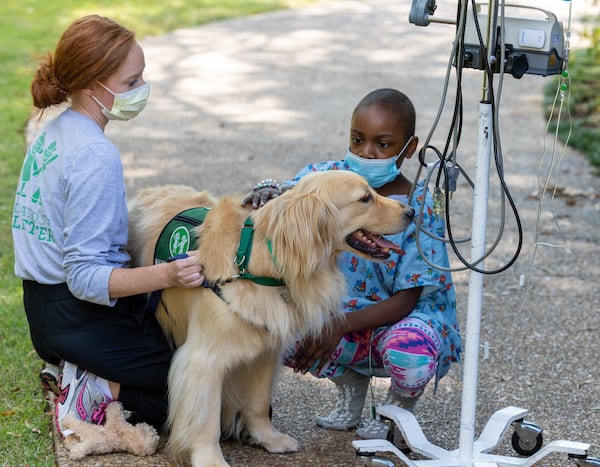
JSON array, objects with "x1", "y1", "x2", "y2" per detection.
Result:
[
  {"x1": 260, "y1": 432, "x2": 299, "y2": 453},
  {"x1": 190, "y1": 447, "x2": 230, "y2": 467}
]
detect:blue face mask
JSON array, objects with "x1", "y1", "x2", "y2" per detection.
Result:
[{"x1": 344, "y1": 137, "x2": 413, "y2": 188}]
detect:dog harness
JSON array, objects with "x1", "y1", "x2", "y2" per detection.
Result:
[
  {"x1": 147, "y1": 207, "x2": 285, "y2": 313},
  {"x1": 153, "y1": 207, "x2": 209, "y2": 263}
]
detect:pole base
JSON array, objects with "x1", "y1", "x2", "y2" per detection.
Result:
[{"x1": 352, "y1": 405, "x2": 592, "y2": 466}]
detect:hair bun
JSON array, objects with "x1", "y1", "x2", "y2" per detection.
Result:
[{"x1": 31, "y1": 54, "x2": 68, "y2": 109}]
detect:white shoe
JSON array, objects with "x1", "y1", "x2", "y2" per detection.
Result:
[
  {"x1": 315, "y1": 370, "x2": 370, "y2": 430},
  {"x1": 356, "y1": 417, "x2": 390, "y2": 439},
  {"x1": 356, "y1": 417, "x2": 410, "y2": 450},
  {"x1": 357, "y1": 388, "x2": 423, "y2": 447},
  {"x1": 385, "y1": 387, "x2": 423, "y2": 413},
  {"x1": 54, "y1": 361, "x2": 112, "y2": 437}
]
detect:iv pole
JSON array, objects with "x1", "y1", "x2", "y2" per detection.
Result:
[{"x1": 353, "y1": 1, "x2": 596, "y2": 465}]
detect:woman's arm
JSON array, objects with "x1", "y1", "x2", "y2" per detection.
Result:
[{"x1": 108, "y1": 250, "x2": 204, "y2": 299}]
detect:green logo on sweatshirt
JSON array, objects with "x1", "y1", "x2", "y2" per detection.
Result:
[{"x1": 13, "y1": 132, "x2": 58, "y2": 244}]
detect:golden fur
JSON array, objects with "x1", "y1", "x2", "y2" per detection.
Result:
[{"x1": 127, "y1": 170, "x2": 414, "y2": 467}]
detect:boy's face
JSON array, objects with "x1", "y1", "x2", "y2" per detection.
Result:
[{"x1": 349, "y1": 105, "x2": 411, "y2": 160}]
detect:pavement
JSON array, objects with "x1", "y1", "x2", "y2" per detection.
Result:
[{"x1": 49, "y1": 1, "x2": 599, "y2": 465}]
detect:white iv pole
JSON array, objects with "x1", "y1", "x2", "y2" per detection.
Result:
[{"x1": 352, "y1": 1, "x2": 597, "y2": 465}]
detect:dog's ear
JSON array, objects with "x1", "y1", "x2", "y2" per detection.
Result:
[{"x1": 261, "y1": 192, "x2": 343, "y2": 279}]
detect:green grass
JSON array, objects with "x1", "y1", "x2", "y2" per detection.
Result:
[
  {"x1": 544, "y1": 14, "x2": 600, "y2": 169},
  {"x1": 0, "y1": 2, "x2": 316, "y2": 464}
]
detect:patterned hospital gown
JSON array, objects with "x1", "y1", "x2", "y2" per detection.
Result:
[{"x1": 284, "y1": 160, "x2": 462, "y2": 393}]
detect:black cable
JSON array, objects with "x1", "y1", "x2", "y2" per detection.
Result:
[{"x1": 441, "y1": 0, "x2": 523, "y2": 274}]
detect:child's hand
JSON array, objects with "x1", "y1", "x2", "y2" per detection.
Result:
[
  {"x1": 241, "y1": 186, "x2": 281, "y2": 209},
  {"x1": 290, "y1": 329, "x2": 343, "y2": 375}
]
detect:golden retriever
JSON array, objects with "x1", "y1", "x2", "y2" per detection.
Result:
[{"x1": 127, "y1": 170, "x2": 414, "y2": 467}]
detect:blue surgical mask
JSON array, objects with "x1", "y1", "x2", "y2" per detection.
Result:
[{"x1": 344, "y1": 137, "x2": 414, "y2": 188}]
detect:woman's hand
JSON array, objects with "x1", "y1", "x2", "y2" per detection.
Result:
[{"x1": 167, "y1": 250, "x2": 205, "y2": 288}]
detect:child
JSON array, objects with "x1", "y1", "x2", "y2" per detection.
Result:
[{"x1": 245, "y1": 88, "x2": 461, "y2": 440}]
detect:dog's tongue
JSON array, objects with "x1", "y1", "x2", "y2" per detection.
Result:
[
  {"x1": 371, "y1": 233, "x2": 402, "y2": 254},
  {"x1": 369, "y1": 233, "x2": 402, "y2": 254}
]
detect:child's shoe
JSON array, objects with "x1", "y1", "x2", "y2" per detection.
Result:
[
  {"x1": 356, "y1": 388, "x2": 422, "y2": 449},
  {"x1": 356, "y1": 416, "x2": 392, "y2": 439},
  {"x1": 315, "y1": 370, "x2": 370, "y2": 430},
  {"x1": 54, "y1": 361, "x2": 112, "y2": 437}
]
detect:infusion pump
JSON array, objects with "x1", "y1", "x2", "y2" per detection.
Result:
[
  {"x1": 409, "y1": 1, "x2": 566, "y2": 78},
  {"x1": 463, "y1": 4, "x2": 565, "y2": 77}
]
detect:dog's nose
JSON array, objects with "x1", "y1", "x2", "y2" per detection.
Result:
[{"x1": 406, "y1": 208, "x2": 415, "y2": 221}]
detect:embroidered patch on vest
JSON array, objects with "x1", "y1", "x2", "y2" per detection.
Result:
[{"x1": 153, "y1": 207, "x2": 210, "y2": 264}]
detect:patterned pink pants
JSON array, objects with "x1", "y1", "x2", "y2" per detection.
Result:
[{"x1": 283, "y1": 317, "x2": 441, "y2": 397}]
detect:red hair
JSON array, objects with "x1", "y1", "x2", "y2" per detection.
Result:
[{"x1": 31, "y1": 15, "x2": 136, "y2": 110}]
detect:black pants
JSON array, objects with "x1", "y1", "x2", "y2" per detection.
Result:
[{"x1": 22, "y1": 280, "x2": 174, "y2": 429}]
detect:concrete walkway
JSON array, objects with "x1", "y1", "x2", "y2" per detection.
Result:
[{"x1": 52, "y1": 1, "x2": 599, "y2": 465}]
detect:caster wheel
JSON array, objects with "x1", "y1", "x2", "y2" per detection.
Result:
[
  {"x1": 511, "y1": 421, "x2": 543, "y2": 456},
  {"x1": 360, "y1": 455, "x2": 396, "y2": 467},
  {"x1": 572, "y1": 456, "x2": 600, "y2": 467}
]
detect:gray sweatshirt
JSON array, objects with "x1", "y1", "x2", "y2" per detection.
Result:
[{"x1": 12, "y1": 109, "x2": 130, "y2": 306}]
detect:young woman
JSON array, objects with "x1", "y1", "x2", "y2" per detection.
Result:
[{"x1": 12, "y1": 15, "x2": 204, "y2": 435}]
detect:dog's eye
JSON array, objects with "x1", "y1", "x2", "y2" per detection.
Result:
[{"x1": 360, "y1": 193, "x2": 372, "y2": 203}]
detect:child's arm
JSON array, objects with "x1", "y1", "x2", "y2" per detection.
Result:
[
  {"x1": 290, "y1": 287, "x2": 422, "y2": 374},
  {"x1": 341, "y1": 287, "x2": 422, "y2": 332}
]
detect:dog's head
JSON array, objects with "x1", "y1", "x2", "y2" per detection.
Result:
[
  {"x1": 255, "y1": 170, "x2": 414, "y2": 279},
  {"x1": 295, "y1": 170, "x2": 414, "y2": 258}
]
